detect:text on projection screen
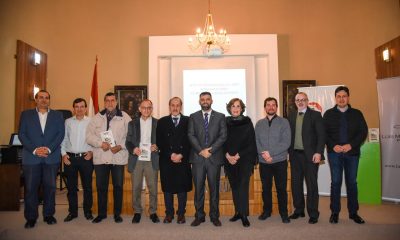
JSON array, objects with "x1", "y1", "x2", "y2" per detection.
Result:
[{"x1": 183, "y1": 69, "x2": 246, "y2": 116}]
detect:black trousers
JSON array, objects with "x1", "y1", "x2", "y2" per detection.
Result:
[
  {"x1": 64, "y1": 153, "x2": 93, "y2": 215},
  {"x1": 192, "y1": 160, "x2": 221, "y2": 220},
  {"x1": 290, "y1": 150, "x2": 319, "y2": 218},
  {"x1": 164, "y1": 192, "x2": 187, "y2": 216},
  {"x1": 94, "y1": 164, "x2": 124, "y2": 217},
  {"x1": 259, "y1": 161, "x2": 288, "y2": 217},
  {"x1": 229, "y1": 171, "x2": 251, "y2": 217}
]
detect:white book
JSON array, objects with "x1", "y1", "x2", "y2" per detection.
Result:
[
  {"x1": 100, "y1": 130, "x2": 116, "y2": 147},
  {"x1": 138, "y1": 143, "x2": 151, "y2": 161}
]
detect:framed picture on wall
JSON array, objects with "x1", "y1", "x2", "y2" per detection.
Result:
[
  {"x1": 282, "y1": 80, "x2": 316, "y2": 118},
  {"x1": 114, "y1": 85, "x2": 147, "y2": 119}
]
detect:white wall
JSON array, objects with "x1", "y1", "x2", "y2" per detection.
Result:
[{"x1": 148, "y1": 34, "x2": 279, "y2": 121}]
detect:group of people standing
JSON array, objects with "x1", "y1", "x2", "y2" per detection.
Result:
[{"x1": 18, "y1": 86, "x2": 367, "y2": 230}]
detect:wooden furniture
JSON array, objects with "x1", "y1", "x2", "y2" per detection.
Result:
[
  {"x1": 92, "y1": 165, "x2": 292, "y2": 216},
  {"x1": 375, "y1": 35, "x2": 400, "y2": 79},
  {"x1": 0, "y1": 164, "x2": 21, "y2": 211}
]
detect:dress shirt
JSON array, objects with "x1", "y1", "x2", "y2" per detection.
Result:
[
  {"x1": 140, "y1": 117, "x2": 152, "y2": 144},
  {"x1": 298, "y1": 108, "x2": 307, "y2": 115},
  {"x1": 61, "y1": 116, "x2": 92, "y2": 156},
  {"x1": 171, "y1": 114, "x2": 181, "y2": 126},
  {"x1": 202, "y1": 110, "x2": 212, "y2": 124},
  {"x1": 36, "y1": 107, "x2": 50, "y2": 133},
  {"x1": 33, "y1": 108, "x2": 51, "y2": 154}
]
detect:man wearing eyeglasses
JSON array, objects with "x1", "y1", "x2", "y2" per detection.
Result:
[
  {"x1": 126, "y1": 99, "x2": 160, "y2": 224},
  {"x1": 288, "y1": 92, "x2": 325, "y2": 224}
]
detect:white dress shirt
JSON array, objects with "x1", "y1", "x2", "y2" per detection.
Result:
[
  {"x1": 171, "y1": 114, "x2": 181, "y2": 126},
  {"x1": 61, "y1": 116, "x2": 92, "y2": 156},
  {"x1": 202, "y1": 110, "x2": 212, "y2": 124},
  {"x1": 36, "y1": 108, "x2": 49, "y2": 133},
  {"x1": 140, "y1": 117, "x2": 152, "y2": 144}
]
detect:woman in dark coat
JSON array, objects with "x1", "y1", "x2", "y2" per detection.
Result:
[
  {"x1": 224, "y1": 98, "x2": 257, "y2": 227},
  {"x1": 156, "y1": 97, "x2": 192, "y2": 224}
]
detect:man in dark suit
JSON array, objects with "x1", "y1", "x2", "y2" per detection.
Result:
[
  {"x1": 188, "y1": 92, "x2": 227, "y2": 227},
  {"x1": 126, "y1": 99, "x2": 160, "y2": 224},
  {"x1": 288, "y1": 92, "x2": 325, "y2": 224},
  {"x1": 156, "y1": 97, "x2": 192, "y2": 224},
  {"x1": 18, "y1": 90, "x2": 65, "y2": 229}
]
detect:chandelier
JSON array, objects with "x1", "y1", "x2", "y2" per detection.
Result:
[{"x1": 188, "y1": 0, "x2": 230, "y2": 55}]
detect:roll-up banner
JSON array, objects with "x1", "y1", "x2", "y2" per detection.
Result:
[{"x1": 377, "y1": 77, "x2": 400, "y2": 202}]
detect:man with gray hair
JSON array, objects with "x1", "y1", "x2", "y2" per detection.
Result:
[{"x1": 288, "y1": 92, "x2": 325, "y2": 224}]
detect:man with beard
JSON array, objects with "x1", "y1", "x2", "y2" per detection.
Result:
[
  {"x1": 288, "y1": 92, "x2": 325, "y2": 224},
  {"x1": 188, "y1": 92, "x2": 227, "y2": 227},
  {"x1": 255, "y1": 97, "x2": 291, "y2": 223},
  {"x1": 156, "y1": 97, "x2": 192, "y2": 224}
]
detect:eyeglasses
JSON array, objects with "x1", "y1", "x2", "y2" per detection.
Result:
[
  {"x1": 141, "y1": 107, "x2": 153, "y2": 110},
  {"x1": 295, "y1": 99, "x2": 308, "y2": 103}
]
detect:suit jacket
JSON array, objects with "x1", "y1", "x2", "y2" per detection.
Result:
[
  {"x1": 18, "y1": 109, "x2": 65, "y2": 165},
  {"x1": 156, "y1": 115, "x2": 192, "y2": 193},
  {"x1": 126, "y1": 117, "x2": 159, "y2": 172},
  {"x1": 288, "y1": 107, "x2": 325, "y2": 162},
  {"x1": 188, "y1": 110, "x2": 227, "y2": 165}
]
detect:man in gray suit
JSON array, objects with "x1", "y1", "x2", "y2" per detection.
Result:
[
  {"x1": 126, "y1": 99, "x2": 160, "y2": 224},
  {"x1": 188, "y1": 92, "x2": 227, "y2": 227}
]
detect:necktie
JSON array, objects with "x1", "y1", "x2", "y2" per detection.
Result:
[
  {"x1": 172, "y1": 117, "x2": 179, "y2": 127},
  {"x1": 204, "y1": 113, "x2": 209, "y2": 145},
  {"x1": 298, "y1": 112, "x2": 304, "y2": 116}
]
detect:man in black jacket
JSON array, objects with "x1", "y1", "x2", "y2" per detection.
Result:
[
  {"x1": 323, "y1": 86, "x2": 368, "y2": 224},
  {"x1": 288, "y1": 92, "x2": 325, "y2": 224},
  {"x1": 156, "y1": 97, "x2": 192, "y2": 224}
]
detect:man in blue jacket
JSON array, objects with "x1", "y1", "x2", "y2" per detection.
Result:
[{"x1": 18, "y1": 90, "x2": 65, "y2": 229}]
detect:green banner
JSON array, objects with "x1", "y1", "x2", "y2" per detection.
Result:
[{"x1": 358, "y1": 142, "x2": 381, "y2": 204}]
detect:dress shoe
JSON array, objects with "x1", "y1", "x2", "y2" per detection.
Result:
[
  {"x1": 308, "y1": 217, "x2": 318, "y2": 224},
  {"x1": 289, "y1": 212, "x2": 305, "y2": 219},
  {"x1": 24, "y1": 220, "x2": 36, "y2": 229},
  {"x1": 281, "y1": 216, "x2": 290, "y2": 223},
  {"x1": 177, "y1": 215, "x2": 186, "y2": 224},
  {"x1": 132, "y1": 213, "x2": 141, "y2": 223},
  {"x1": 92, "y1": 216, "x2": 106, "y2": 223},
  {"x1": 241, "y1": 216, "x2": 250, "y2": 227},
  {"x1": 190, "y1": 218, "x2": 205, "y2": 227},
  {"x1": 44, "y1": 216, "x2": 57, "y2": 225},
  {"x1": 114, "y1": 215, "x2": 123, "y2": 223},
  {"x1": 329, "y1": 213, "x2": 339, "y2": 224},
  {"x1": 211, "y1": 218, "x2": 222, "y2": 227},
  {"x1": 150, "y1": 213, "x2": 160, "y2": 223},
  {"x1": 229, "y1": 213, "x2": 241, "y2": 222},
  {"x1": 163, "y1": 215, "x2": 173, "y2": 223},
  {"x1": 258, "y1": 212, "x2": 271, "y2": 220},
  {"x1": 349, "y1": 214, "x2": 365, "y2": 224},
  {"x1": 84, "y1": 213, "x2": 94, "y2": 220},
  {"x1": 64, "y1": 213, "x2": 77, "y2": 222}
]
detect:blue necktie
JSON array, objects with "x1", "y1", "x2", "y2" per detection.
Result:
[
  {"x1": 172, "y1": 117, "x2": 179, "y2": 127},
  {"x1": 204, "y1": 113, "x2": 209, "y2": 145}
]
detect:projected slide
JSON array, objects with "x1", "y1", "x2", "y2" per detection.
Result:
[{"x1": 183, "y1": 69, "x2": 246, "y2": 116}]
